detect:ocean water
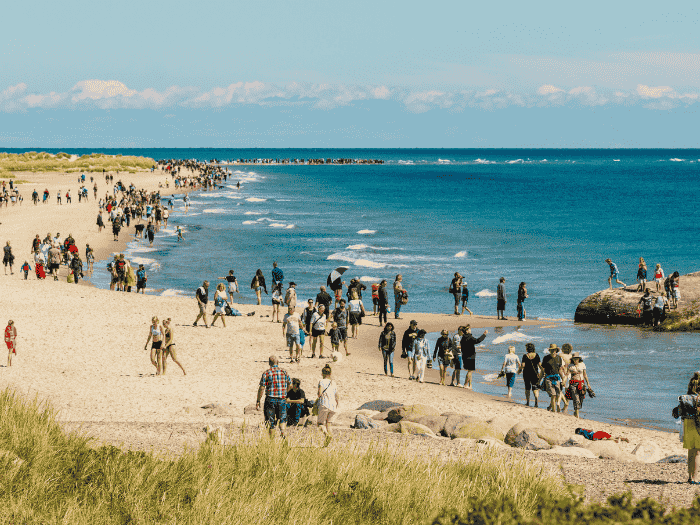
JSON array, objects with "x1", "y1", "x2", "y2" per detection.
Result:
[{"x1": 10, "y1": 148, "x2": 700, "y2": 430}]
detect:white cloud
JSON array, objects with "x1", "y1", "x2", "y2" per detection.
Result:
[{"x1": 0, "y1": 79, "x2": 698, "y2": 113}]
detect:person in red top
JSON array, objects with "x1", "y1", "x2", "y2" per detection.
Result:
[
  {"x1": 371, "y1": 283, "x2": 380, "y2": 316},
  {"x1": 5, "y1": 320, "x2": 17, "y2": 367},
  {"x1": 256, "y1": 355, "x2": 291, "y2": 437}
]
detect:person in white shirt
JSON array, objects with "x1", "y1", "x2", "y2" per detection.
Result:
[
  {"x1": 500, "y1": 346, "x2": 521, "y2": 398},
  {"x1": 412, "y1": 330, "x2": 430, "y2": 383},
  {"x1": 282, "y1": 306, "x2": 304, "y2": 362}
]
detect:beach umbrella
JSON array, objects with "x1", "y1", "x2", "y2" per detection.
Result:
[{"x1": 327, "y1": 266, "x2": 349, "y2": 291}]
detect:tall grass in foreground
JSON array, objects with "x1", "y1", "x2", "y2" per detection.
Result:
[
  {"x1": 0, "y1": 387, "x2": 568, "y2": 524},
  {"x1": 0, "y1": 151, "x2": 155, "y2": 175}
]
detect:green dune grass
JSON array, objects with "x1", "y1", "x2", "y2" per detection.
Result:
[{"x1": 0, "y1": 151, "x2": 155, "y2": 176}]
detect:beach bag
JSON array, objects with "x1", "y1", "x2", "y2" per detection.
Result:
[
  {"x1": 400, "y1": 290, "x2": 408, "y2": 305},
  {"x1": 444, "y1": 348, "x2": 454, "y2": 362},
  {"x1": 427, "y1": 359, "x2": 433, "y2": 369},
  {"x1": 67, "y1": 272, "x2": 74, "y2": 284}
]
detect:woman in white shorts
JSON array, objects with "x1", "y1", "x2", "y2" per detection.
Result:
[
  {"x1": 317, "y1": 364, "x2": 339, "y2": 446},
  {"x1": 210, "y1": 283, "x2": 229, "y2": 328}
]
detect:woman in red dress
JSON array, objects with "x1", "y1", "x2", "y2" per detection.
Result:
[{"x1": 5, "y1": 320, "x2": 17, "y2": 366}]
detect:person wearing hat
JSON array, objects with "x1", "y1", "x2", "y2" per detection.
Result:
[
  {"x1": 284, "y1": 282, "x2": 297, "y2": 309},
  {"x1": 450, "y1": 273, "x2": 463, "y2": 315},
  {"x1": 461, "y1": 325, "x2": 488, "y2": 389},
  {"x1": 542, "y1": 344, "x2": 566, "y2": 412},
  {"x1": 566, "y1": 352, "x2": 590, "y2": 418}
]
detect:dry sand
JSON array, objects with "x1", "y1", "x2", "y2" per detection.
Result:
[{"x1": 0, "y1": 167, "x2": 696, "y2": 506}]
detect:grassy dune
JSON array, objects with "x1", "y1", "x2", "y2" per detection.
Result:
[
  {"x1": 0, "y1": 387, "x2": 570, "y2": 524},
  {"x1": 0, "y1": 151, "x2": 155, "y2": 178}
]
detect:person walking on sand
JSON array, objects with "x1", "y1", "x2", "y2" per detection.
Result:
[
  {"x1": 542, "y1": 344, "x2": 566, "y2": 412},
  {"x1": 500, "y1": 346, "x2": 521, "y2": 398},
  {"x1": 518, "y1": 343, "x2": 543, "y2": 407},
  {"x1": 283, "y1": 305, "x2": 304, "y2": 362},
  {"x1": 315, "y1": 286, "x2": 333, "y2": 319},
  {"x1": 393, "y1": 274, "x2": 404, "y2": 319},
  {"x1": 161, "y1": 318, "x2": 186, "y2": 375},
  {"x1": 654, "y1": 264, "x2": 665, "y2": 293},
  {"x1": 5, "y1": 320, "x2": 17, "y2": 367},
  {"x1": 566, "y1": 352, "x2": 590, "y2": 418},
  {"x1": 461, "y1": 281, "x2": 473, "y2": 315},
  {"x1": 271, "y1": 283, "x2": 284, "y2": 323},
  {"x1": 378, "y1": 279, "x2": 389, "y2": 326},
  {"x1": 378, "y1": 323, "x2": 397, "y2": 376},
  {"x1": 144, "y1": 316, "x2": 164, "y2": 375},
  {"x1": 637, "y1": 257, "x2": 648, "y2": 292},
  {"x1": 3, "y1": 241, "x2": 15, "y2": 275},
  {"x1": 256, "y1": 355, "x2": 291, "y2": 438},
  {"x1": 461, "y1": 325, "x2": 488, "y2": 390},
  {"x1": 449, "y1": 326, "x2": 465, "y2": 387},
  {"x1": 605, "y1": 258, "x2": 626, "y2": 289},
  {"x1": 219, "y1": 270, "x2": 238, "y2": 297},
  {"x1": 433, "y1": 329, "x2": 452, "y2": 386},
  {"x1": 450, "y1": 272, "x2": 463, "y2": 315},
  {"x1": 497, "y1": 277, "x2": 507, "y2": 320},
  {"x1": 317, "y1": 364, "x2": 340, "y2": 447},
  {"x1": 347, "y1": 291, "x2": 365, "y2": 340},
  {"x1": 211, "y1": 283, "x2": 229, "y2": 328},
  {"x1": 331, "y1": 299, "x2": 350, "y2": 356},
  {"x1": 402, "y1": 320, "x2": 419, "y2": 380},
  {"x1": 310, "y1": 305, "x2": 327, "y2": 358},
  {"x1": 284, "y1": 281, "x2": 297, "y2": 310},
  {"x1": 517, "y1": 282, "x2": 528, "y2": 321},
  {"x1": 251, "y1": 269, "x2": 267, "y2": 305},
  {"x1": 413, "y1": 330, "x2": 430, "y2": 383},
  {"x1": 193, "y1": 281, "x2": 210, "y2": 327},
  {"x1": 680, "y1": 372, "x2": 700, "y2": 484},
  {"x1": 559, "y1": 343, "x2": 573, "y2": 412}
]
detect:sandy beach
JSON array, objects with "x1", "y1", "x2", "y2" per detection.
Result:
[{"x1": 0, "y1": 166, "x2": 696, "y2": 506}]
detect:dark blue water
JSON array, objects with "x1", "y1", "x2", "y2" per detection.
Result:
[{"x1": 8, "y1": 148, "x2": 700, "y2": 430}]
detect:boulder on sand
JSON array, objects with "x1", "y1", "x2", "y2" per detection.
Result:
[
  {"x1": 372, "y1": 408, "x2": 402, "y2": 420},
  {"x1": 399, "y1": 421, "x2": 435, "y2": 437},
  {"x1": 243, "y1": 404, "x2": 262, "y2": 415},
  {"x1": 451, "y1": 419, "x2": 504, "y2": 441},
  {"x1": 632, "y1": 440, "x2": 663, "y2": 463},
  {"x1": 387, "y1": 404, "x2": 441, "y2": 424},
  {"x1": 413, "y1": 415, "x2": 448, "y2": 435},
  {"x1": 358, "y1": 400, "x2": 404, "y2": 412},
  {"x1": 580, "y1": 440, "x2": 637, "y2": 462},
  {"x1": 443, "y1": 414, "x2": 470, "y2": 437},
  {"x1": 512, "y1": 430, "x2": 551, "y2": 451},
  {"x1": 352, "y1": 414, "x2": 380, "y2": 430},
  {"x1": 535, "y1": 428, "x2": 569, "y2": 447},
  {"x1": 505, "y1": 422, "x2": 530, "y2": 445}
]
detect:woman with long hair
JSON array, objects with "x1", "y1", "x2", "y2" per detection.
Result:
[{"x1": 251, "y1": 269, "x2": 268, "y2": 305}]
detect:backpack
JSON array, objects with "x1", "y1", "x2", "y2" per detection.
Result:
[
  {"x1": 284, "y1": 288, "x2": 294, "y2": 305},
  {"x1": 400, "y1": 290, "x2": 408, "y2": 305}
]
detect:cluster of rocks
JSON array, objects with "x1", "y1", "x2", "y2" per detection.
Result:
[{"x1": 237, "y1": 400, "x2": 682, "y2": 464}]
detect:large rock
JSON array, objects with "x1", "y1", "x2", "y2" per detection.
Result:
[
  {"x1": 387, "y1": 404, "x2": 440, "y2": 424},
  {"x1": 413, "y1": 415, "x2": 448, "y2": 435},
  {"x1": 562, "y1": 435, "x2": 587, "y2": 447},
  {"x1": 512, "y1": 430, "x2": 551, "y2": 451},
  {"x1": 385, "y1": 423, "x2": 401, "y2": 433},
  {"x1": 372, "y1": 408, "x2": 400, "y2": 421},
  {"x1": 580, "y1": 440, "x2": 637, "y2": 462},
  {"x1": 243, "y1": 404, "x2": 262, "y2": 415},
  {"x1": 538, "y1": 446, "x2": 597, "y2": 458},
  {"x1": 358, "y1": 400, "x2": 404, "y2": 412},
  {"x1": 443, "y1": 414, "x2": 470, "y2": 437},
  {"x1": 535, "y1": 428, "x2": 569, "y2": 447},
  {"x1": 657, "y1": 455, "x2": 687, "y2": 464},
  {"x1": 487, "y1": 416, "x2": 514, "y2": 439},
  {"x1": 352, "y1": 414, "x2": 380, "y2": 430},
  {"x1": 632, "y1": 440, "x2": 663, "y2": 463},
  {"x1": 399, "y1": 421, "x2": 435, "y2": 436},
  {"x1": 356, "y1": 409, "x2": 379, "y2": 418},
  {"x1": 505, "y1": 422, "x2": 531, "y2": 445},
  {"x1": 574, "y1": 271, "x2": 700, "y2": 326},
  {"x1": 451, "y1": 419, "x2": 504, "y2": 441}
]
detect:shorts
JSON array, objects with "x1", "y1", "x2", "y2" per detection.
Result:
[
  {"x1": 312, "y1": 328, "x2": 325, "y2": 337},
  {"x1": 436, "y1": 357, "x2": 448, "y2": 368},
  {"x1": 406, "y1": 350, "x2": 415, "y2": 359},
  {"x1": 452, "y1": 354, "x2": 463, "y2": 370},
  {"x1": 611, "y1": 272, "x2": 619, "y2": 279},
  {"x1": 337, "y1": 327, "x2": 347, "y2": 341},
  {"x1": 462, "y1": 298, "x2": 469, "y2": 306},
  {"x1": 6, "y1": 341, "x2": 16, "y2": 354},
  {"x1": 317, "y1": 406, "x2": 337, "y2": 426},
  {"x1": 272, "y1": 299, "x2": 281, "y2": 305},
  {"x1": 228, "y1": 284, "x2": 237, "y2": 294},
  {"x1": 198, "y1": 303, "x2": 207, "y2": 315},
  {"x1": 286, "y1": 332, "x2": 301, "y2": 346},
  {"x1": 453, "y1": 293, "x2": 461, "y2": 305},
  {"x1": 2, "y1": 257, "x2": 12, "y2": 266},
  {"x1": 151, "y1": 341, "x2": 162, "y2": 350},
  {"x1": 349, "y1": 312, "x2": 362, "y2": 325},
  {"x1": 675, "y1": 289, "x2": 681, "y2": 300},
  {"x1": 524, "y1": 374, "x2": 540, "y2": 391},
  {"x1": 215, "y1": 304, "x2": 225, "y2": 314},
  {"x1": 463, "y1": 358, "x2": 475, "y2": 371},
  {"x1": 544, "y1": 376, "x2": 561, "y2": 397},
  {"x1": 505, "y1": 372, "x2": 516, "y2": 388},
  {"x1": 264, "y1": 397, "x2": 287, "y2": 428},
  {"x1": 373, "y1": 297, "x2": 378, "y2": 305},
  {"x1": 497, "y1": 299, "x2": 506, "y2": 310},
  {"x1": 137, "y1": 280, "x2": 146, "y2": 290}
]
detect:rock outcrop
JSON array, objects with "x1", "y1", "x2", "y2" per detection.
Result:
[{"x1": 574, "y1": 271, "x2": 700, "y2": 326}]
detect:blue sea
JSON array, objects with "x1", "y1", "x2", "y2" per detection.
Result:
[{"x1": 9, "y1": 148, "x2": 700, "y2": 431}]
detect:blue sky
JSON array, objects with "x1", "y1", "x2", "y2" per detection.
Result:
[{"x1": 2, "y1": 1, "x2": 699, "y2": 147}]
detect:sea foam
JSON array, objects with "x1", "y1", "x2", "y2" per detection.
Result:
[
  {"x1": 454, "y1": 251, "x2": 467, "y2": 258},
  {"x1": 491, "y1": 332, "x2": 537, "y2": 345},
  {"x1": 357, "y1": 229, "x2": 376, "y2": 235},
  {"x1": 476, "y1": 289, "x2": 497, "y2": 298},
  {"x1": 246, "y1": 197, "x2": 267, "y2": 202}
]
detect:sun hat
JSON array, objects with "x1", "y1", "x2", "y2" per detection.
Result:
[
  {"x1": 548, "y1": 343, "x2": 559, "y2": 351},
  {"x1": 571, "y1": 352, "x2": 583, "y2": 360}
]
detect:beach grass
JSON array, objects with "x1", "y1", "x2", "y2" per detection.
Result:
[
  {"x1": 0, "y1": 386, "x2": 572, "y2": 524},
  {"x1": 0, "y1": 151, "x2": 155, "y2": 175}
]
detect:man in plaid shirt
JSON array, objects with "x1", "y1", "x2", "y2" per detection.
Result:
[{"x1": 256, "y1": 355, "x2": 291, "y2": 437}]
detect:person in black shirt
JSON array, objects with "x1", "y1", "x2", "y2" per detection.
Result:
[
  {"x1": 402, "y1": 320, "x2": 418, "y2": 379},
  {"x1": 518, "y1": 343, "x2": 542, "y2": 407},
  {"x1": 285, "y1": 378, "x2": 307, "y2": 426},
  {"x1": 432, "y1": 330, "x2": 451, "y2": 386},
  {"x1": 517, "y1": 282, "x2": 528, "y2": 321},
  {"x1": 541, "y1": 344, "x2": 566, "y2": 412},
  {"x1": 637, "y1": 289, "x2": 654, "y2": 326},
  {"x1": 193, "y1": 281, "x2": 209, "y2": 327},
  {"x1": 378, "y1": 280, "x2": 389, "y2": 326},
  {"x1": 315, "y1": 286, "x2": 333, "y2": 319},
  {"x1": 461, "y1": 325, "x2": 488, "y2": 389}
]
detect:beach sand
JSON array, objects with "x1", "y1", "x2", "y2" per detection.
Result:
[{"x1": 0, "y1": 167, "x2": 696, "y2": 506}]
